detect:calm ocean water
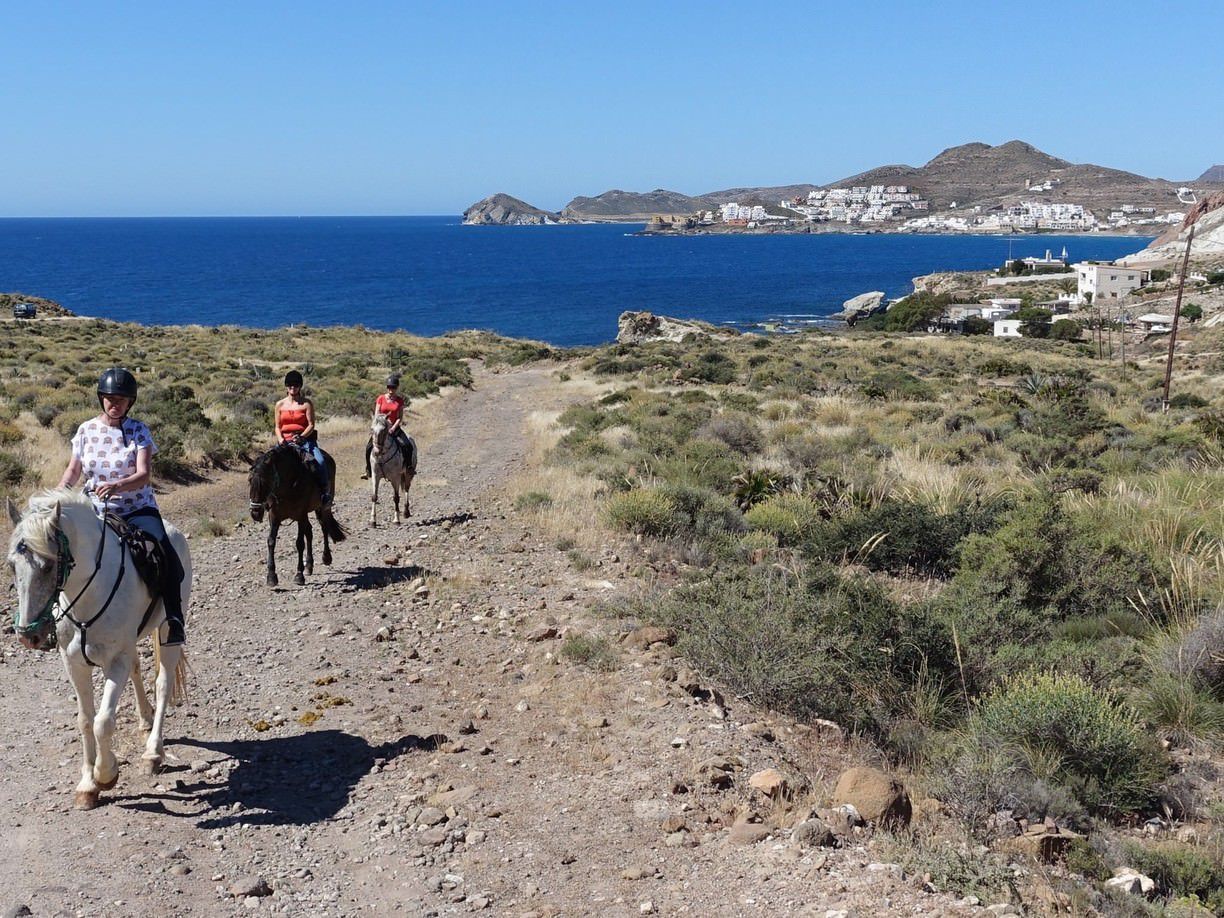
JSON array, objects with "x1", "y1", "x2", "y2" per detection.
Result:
[{"x1": 0, "y1": 217, "x2": 1151, "y2": 346}]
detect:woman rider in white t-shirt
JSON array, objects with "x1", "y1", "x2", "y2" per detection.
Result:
[{"x1": 56, "y1": 368, "x2": 186, "y2": 645}]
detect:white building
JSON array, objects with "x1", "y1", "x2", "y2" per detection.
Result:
[
  {"x1": 1074, "y1": 263, "x2": 1149, "y2": 304},
  {"x1": 993, "y1": 319, "x2": 1023, "y2": 338}
]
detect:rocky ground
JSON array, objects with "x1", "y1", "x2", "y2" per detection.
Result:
[{"x1": 1, "y1": 363, "x2": 1010, "y2": 917}]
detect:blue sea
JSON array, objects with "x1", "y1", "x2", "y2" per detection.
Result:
[{"x1": 0, "y1": 217, "x2": 1152, "y2": 346}]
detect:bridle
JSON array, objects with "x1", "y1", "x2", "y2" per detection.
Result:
[
  {"x1": 13, "y1": 502, "x2": 128, "y2": 665},
  {"x1": 249, "y1": 453, "x2": 282, "y2": 516},
  {"x1": 372, "y1": 420, "x2": 401, "y2": 472}
]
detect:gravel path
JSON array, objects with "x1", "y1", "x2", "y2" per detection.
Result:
[{"x1": 0, "y1": 364, "x2": 974, "y2": 917}]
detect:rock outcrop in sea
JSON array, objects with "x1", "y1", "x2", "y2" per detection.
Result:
[{"x1": 462, "y1": 194, "x2": 565, "y2": 226}]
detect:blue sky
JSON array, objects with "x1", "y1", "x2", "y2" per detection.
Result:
[{"x1": 1, "y1": 0, "x2": 1220, "y2": 216}]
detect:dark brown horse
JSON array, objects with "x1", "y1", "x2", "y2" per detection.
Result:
[{"x1": 248, "y1": 443, "x2": 346, "y2": 586}]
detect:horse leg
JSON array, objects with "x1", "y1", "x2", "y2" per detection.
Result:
[
  {"x1": 370, "y1": 471, "x2": 380, "y2": 527},
  {"x1": 304, "y1": 518, "x2": 315, "y2": 576},
  {"x1": 294, "y1": 520, "x2": 307, "y2": 585},
  {"x1": 404, "y1": 471, "x2": 413, "y2": 519},
  {"x1": 266, "y1": 519, "x2": 280, "y2": 587},
  {"x1": 92, "y1": 654, "x2": 133, "y2": 792},
  {"x1": 64, "y1": 655, "x2": 101, "y2": 808},
  {"x1": 131, "y1": 655, "x2": 154, "y2": 734},
  {"x1": 319, "y1": 512, "x2": 332, "y2": 566},
  {"x1": 392, "y1": 481, "x2": 401, "y2": 525},
  {"x1": 140, "y1": 642, "x2": 183, "y2": 775}
]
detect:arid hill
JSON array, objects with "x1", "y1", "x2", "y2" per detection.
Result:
[
  {"x1": 480, "y1": 141, "x2": 1203, "y2": 222},
  {"x1": 462, "y1": 193, "x2": 566, "y2": 225}
]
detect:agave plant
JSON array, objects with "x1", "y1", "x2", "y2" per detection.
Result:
[{"x1": 732, "y1": 468, "x2": 786, "y2": 511}]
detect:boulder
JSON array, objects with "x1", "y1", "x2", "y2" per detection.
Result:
[
  {"x1": 995, "y1": 824, "x2": 1082, "y2": 863},
  {"x1": 748, "y1": 768, "x2": 789, "y2": 798},
  {"x1": 831, "y1": 766, "x2": 911, "y2": 827},
  {"x1": 836, "y1": 291, "x2": 887, "y2": 324},
  {"x1": 623, "y1": 625, "x2": 676, "y2": 650},
  {"x1": 616, "y1": 311, "x2": 730, "y2": 344},
  {"x1": 1104, "y1": 869, "x2": 1156, "y2": 897},
  {"x1": 791, "y1": 817, "x2": 836, "y2": 848}
]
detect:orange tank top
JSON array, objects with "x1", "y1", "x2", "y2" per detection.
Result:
[{"x1": 278, "y1": 402, "x2": 309, "y2": 440}]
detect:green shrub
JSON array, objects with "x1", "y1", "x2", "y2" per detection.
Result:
[
  {"x1": 658, "y1": 482, "x2": 744, "y2": 543},
  {"x1": 514, "y1": 491, "x2": 554, "y2": 511},
  {"x1": 744, "y1": 493, "x2": 824, "y2": 546},
  {"x1": 681, "y1": 350, "x2": 737, "y2": 384},
  {"x1": 1122, "y1": 841, "x2": 1224, "y2": 913},
  {"x1": 605, "y1": 488, "x2": 675, "y2": 537},
  {"x1": 0, "y1": 450, "x2": 27, "y2": 487},
  {"x1": 971, "y1": 671, "x2": 1166, "y2": 817},
  {"x1": 559, "y1": 633, "x2": 619, "y2": 671},
  {"x1": 861, "y1": 369, "x2": 933, "y2": 401}
]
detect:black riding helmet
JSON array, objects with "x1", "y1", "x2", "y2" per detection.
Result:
[
  {"x1": 97, "y1": 367, "x2": 138, "y2": 406},
  {"x1": 386, "y1": 373, "x2": 401, "y2": 388},
  {"x1": 285, "y1": 370, "x2": 304, "y2": 387}
]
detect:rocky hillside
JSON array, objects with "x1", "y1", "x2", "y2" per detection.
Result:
[
  {"x1": 494, "y1": 141, "x2": 1203, "y2": 223},
  {"x1": 0, "y1": 292, "x2": 75, "y2": 317},
  {"x1": 1121, "y1": 191, "x2": 1224, "y2": 263},
  {"x1": 831, "y1": 140, "x2": 1180, "y2": 212},
  {"x1": 1198, "y1": 165, "x2": 1224, "y2": 183},
  {"x1": 462, "y1": 193, "x2": 566, "y2": 225}
]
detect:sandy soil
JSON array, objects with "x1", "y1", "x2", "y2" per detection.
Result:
[{"x1": 0, "y1": 363, "x2": 982, "y2": 917}]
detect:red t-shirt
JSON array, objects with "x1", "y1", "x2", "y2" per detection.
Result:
[{"x1": 375, "y1": 393, "x2": 405, "y2": 425}]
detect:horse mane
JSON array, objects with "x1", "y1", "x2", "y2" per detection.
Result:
[{"x1": 10, "y1": 488, "x2": 95, "y2": 561}]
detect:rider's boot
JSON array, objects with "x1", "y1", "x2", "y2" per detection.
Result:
[
  {"x1": 360, "y1": 439, "x2": 372, "y2": 479},
  {"x1": 160, "y1": 540, "x2": 187, "y2": 646}
]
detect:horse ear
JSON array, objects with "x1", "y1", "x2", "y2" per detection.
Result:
[{"x1": 5, "y1": 497, "x2": 20, "y2": 527}]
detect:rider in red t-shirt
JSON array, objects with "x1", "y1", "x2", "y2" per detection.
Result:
[{"x1": 362, "y1": 374, "x2": 411, "y2": 479}]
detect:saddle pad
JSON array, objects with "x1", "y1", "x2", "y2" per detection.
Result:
[{"x1": 104, "y1": 513, "x2": 165, "y2": 599}]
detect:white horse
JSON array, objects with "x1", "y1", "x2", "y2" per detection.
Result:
[
  {"x1": 6, "y1": 490, "x2": 190, "y2": 810},
  {"x1": 370, "y1": 411, "x2": 417, "y2": 527}
]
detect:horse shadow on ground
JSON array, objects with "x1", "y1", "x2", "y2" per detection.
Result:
[
  {"x1": 340, "y1": 564, "x2": 435, "y2": 591},
  {"x1": 414, "y1": 511, "x2": 475, "y2": 528},
  {"x1": 115, "y1": 729, "x2": 447, "y2": 828}
]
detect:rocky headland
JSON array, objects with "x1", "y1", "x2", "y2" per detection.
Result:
[{"x1": 462, "y1": 193, "x2": 567, "y2": 226}]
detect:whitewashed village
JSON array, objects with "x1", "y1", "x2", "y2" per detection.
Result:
[{"x1": 694, "y1": 180, "x2": 1189, "y2": 233}]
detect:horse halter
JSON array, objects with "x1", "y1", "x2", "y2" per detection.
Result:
[{"x1": 11, "y1": 529, "x2": 74, "y2": 649}]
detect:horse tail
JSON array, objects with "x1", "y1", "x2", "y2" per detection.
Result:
[
  {"x1": 152, "y1": 641, "x2": 191, "y2": 706},
  {"x1": 319, "y1": 507, "x2": 347, "y2": 543}
]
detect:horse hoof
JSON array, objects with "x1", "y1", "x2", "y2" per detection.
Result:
[
  {"x1": 267, "y1": 575, "x2": 278, "y2": 587},
  {"x1": 74, "y1": 791, "x2": 100, "y2": 810},
  {"x1": 322, "y1": 552, "x2": 332, "y2": 566},
  {"x1": 306, "y1": 564, "x2": 314, "y2": 575},
  {"x1": 95, "y1": 774, "x2": 118, "y2": 791},
  {"x1": 293, "y1": 573, "x2": 306, "y2": 586},
  {"x1": 139, "y1": 757, "x2": 162, "y2": 776}
]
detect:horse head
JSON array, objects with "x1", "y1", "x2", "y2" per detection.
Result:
[
  {"x1": 248, "y1": 447, "x2": 283, "y2": 523},
  {"x1": 6, "y1": 495, "x2": 69, "y2": 651},
  {"x1": 371, "y1": 412, "x2": 390, "y2": 452}
]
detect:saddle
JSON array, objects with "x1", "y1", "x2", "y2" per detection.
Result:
[{"x1": 103, "y1": 513, "x2": 165, "y2": 600}]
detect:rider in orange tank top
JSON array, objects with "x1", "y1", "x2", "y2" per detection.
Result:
[
  {"x1": 362, "y1": 373, "x2": 411, "y2": 479},
  {"x1": 274, "y1": 370, "x2": 331, "y2": 506}
]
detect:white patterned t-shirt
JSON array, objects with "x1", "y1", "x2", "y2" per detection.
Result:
[{"x1": 70, "y1": 417, "x2": 159, "y2": 515}]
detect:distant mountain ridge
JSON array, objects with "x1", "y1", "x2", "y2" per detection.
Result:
[
  {"x1": 466, "y1": 142, "x2": 1209, "y2": 224},
  {"x1": 463, "y1": 193, "x2": 564, "y2": 225},
  {"x1": 1199, "y1": 165, "x2": 1224, "y2": 183}
]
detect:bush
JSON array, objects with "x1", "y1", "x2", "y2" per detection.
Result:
[
  {"x1": 605, "y1": 488, "x2": 675, "y2": 537},
  {"x1": 514, "y1": 491, "x2": 553, "y2": 511},
  {"x1": 1122, "y1": 841, "x2": 1224, "y2": 913},
  {"x1": 969, "y1": 672, "x2": 1166, "y2": 817},
  {"x1": 744, "y1": 493, "x2": 824, "y2": 546},
  {"x1": 1050, "y1": 318, "x2": 1082, "y2": 341},
  {"x1": 559, "y1": 633, "x2": 619, "y2": 672},
  {"x1": 700, "y1": 412, "x2": 762, "y2": 455},
  {"x1": 861, "y1": 369, "x2": 933, "y2": 401},
  {"x1": 658, "y1": 482, "x2": 744, "y2": 544}
]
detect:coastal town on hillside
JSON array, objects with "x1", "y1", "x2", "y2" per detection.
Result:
[{"x1": 679, "y1": 182, "x2": 1190, "y2": 234}]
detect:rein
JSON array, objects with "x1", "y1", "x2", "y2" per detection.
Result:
[{"x1": 372, "y1": 425, "x2": 402, "y2": 472}]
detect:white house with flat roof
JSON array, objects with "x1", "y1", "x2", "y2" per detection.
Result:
[
  {"x1": 1074, "y1": 263, "x2": 1149, "y2": 304},
  {"x1": 993, "y1": 319, "x2": 1023, "y2": 338}
]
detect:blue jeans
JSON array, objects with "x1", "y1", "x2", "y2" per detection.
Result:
[
  {"x1": 293, "y1": 440, "x2": 330, "y2": 497},
  {"x1": 124, "y1": 507, "x2": 185, "y2": 623}
]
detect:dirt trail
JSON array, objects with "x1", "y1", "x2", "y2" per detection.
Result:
[{"x1": 0, "y1": 363, "x2": 968, "y2": 917}]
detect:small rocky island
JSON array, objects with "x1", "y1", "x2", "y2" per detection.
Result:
[{"x1": 462, "y1": 193, "x2": 567, "y2": 225}]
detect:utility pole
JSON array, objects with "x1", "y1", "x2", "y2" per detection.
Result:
[{"x1": 1161, "y1": 224, "x2": 1196, "y2": 412}]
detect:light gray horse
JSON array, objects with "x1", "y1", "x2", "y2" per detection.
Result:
[
  {"x1": 7, "y1": 490, "x2": 190, "y2": 809},
  {"x1": 369, "y1": 411, "x2": 417, "y2": 526}
]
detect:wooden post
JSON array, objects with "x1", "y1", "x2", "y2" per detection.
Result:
[{"x1": 1161, "y1": 224, "x2": 1196, "y2": 413}]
